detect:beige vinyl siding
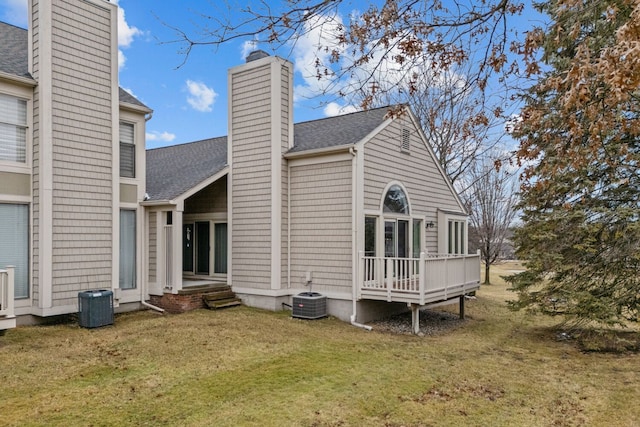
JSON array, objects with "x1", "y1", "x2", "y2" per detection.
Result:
[
  {"x1": 364, "y1": 118, "x2": 462, "y2": 252},
  {"x1": 289, "y1": 160, "x2": 353, "y2": 294},
  {"x1": 231, "y1": 64, "x2": 273, "y2": 290},
  {"x1": 280, "y1": 65, "x2": 290, "y2": 288},
  {"x1": 49, "y1": 1, "x2": 114, "y2": 306},
  {"x1": 148, "y1": 211, "x2": 157, "y2": 282},
  {"x1": 31, "y1": 0, "x2": 41, "y2": 307},
  {"x1": 184, "y1": 177, "x2": 227, "y2": 214}
]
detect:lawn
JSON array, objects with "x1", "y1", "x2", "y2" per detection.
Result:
[{"x1": 1, "y1": 262, "x2": 638, "y2": 426}]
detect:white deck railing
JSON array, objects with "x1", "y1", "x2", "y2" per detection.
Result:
[
  {"x1": 359, "y1": 252, "x2": 481, "y2": 305},
  {"x1": 0, "y1": 266, "x2": 16, "y2": 331}
]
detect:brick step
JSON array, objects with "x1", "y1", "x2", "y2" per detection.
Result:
[{"x1": 203, "y1": 297, "x2": 242, "y2": 310}]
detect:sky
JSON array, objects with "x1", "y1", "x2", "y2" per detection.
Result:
[{"x1": 0, "y1": 0, "x2": 543, "y2": 150}]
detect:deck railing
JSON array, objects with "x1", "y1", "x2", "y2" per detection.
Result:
[
  {"x1": 0, "y1": 266, "x2": 16, "y2": 331},
  {"x1": 359, "y1": 252, "x2": 481, "y2": 305}
]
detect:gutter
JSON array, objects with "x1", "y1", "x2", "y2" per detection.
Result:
[
  {"x1": 0, "y1": 72, "x2": 37, "y2": 87},
  {"x1": 140, "y1": 200, "x2": 176, "y2": 207},
  {"x1": 284, "y1": 144, "x2": 352, "y2": 160}
]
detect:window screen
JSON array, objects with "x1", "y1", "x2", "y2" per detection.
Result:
[
  {"x1": 0, "y1": 204, "x2": 29, "y2": 298},
  {"x1": 119, "y1": 122, "x2": 135, "y2": 178},
  {"x1": 0, "y1": 94, "x2": 27, "y2": 163}
]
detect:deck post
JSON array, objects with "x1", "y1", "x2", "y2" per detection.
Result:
[
  {"x1": 411, "y1": 303, "x2": 420, "y2": 334},
  {"x1": 418, "y1": 252, "x2": 425, "y2": 305},
  {"x1": 357, "y1": 251, "x2": 364, "y2": 300},
  {"x1": 459, "y1": 295, "x2": 465, "y2": 319}
]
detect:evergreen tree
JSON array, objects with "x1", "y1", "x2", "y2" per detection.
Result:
[{"x1": 508, "y1": 0, "x2": 640, "y2": 326}]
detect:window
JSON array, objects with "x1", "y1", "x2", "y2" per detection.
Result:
[
  {"x1": 119, "y1": 210, "x2": 136, "y2": 289},
  {"x1": 0, "y1": 94, "x2": 27, "y2": 163},
  {"x1": 401, "y1": 128, "x2": 410, "y2": 153},
  {"x1": 0, "y1": 204, "x2": 29, "y2": 298},
  {"x1": 412, "y1": 219, "x2": 422, "y2": 257},
  {"x1": 383, "y1": 185, "x2": 409, "y2": 214},
  {"x1": 364, "y1": 217, "x2": 377, "y2": 256},
  {"x1": 119, "y1": 122, "x2": 135, "y2": 178},
  {"x1": 214, "y1": 223, "x2": 228, "y2": 274},
  {"x1": 448, "y1": 219, "x2": 466, "y2": 255},
  {"x1": 385, "y1": 219, "x2": 409, "y2": 258}
]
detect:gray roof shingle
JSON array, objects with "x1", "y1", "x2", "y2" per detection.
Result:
[
  {"x1": 290, "y1": 106, "x2": 390, "y2": 153},
  {"x1": 0, "y1": 22, "x2": 31, "y2": 79},
  {"x1": 145, "y1": 106, "x2": 393, "y2": 201},
  {"x1": 119, "y1": 87, "x2": 150, "y2": 110},
  {"x1": 146, "y1": 136, "x2": 228, "y2": 201},
  {"x1": 0, "y1": 21, "x2": 149, "y2": 109}
]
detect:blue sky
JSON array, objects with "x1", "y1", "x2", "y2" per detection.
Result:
[
  {"x1": 1, "y1": 0, "x2": 543, "y2": 150},
  {"x1": 1, "y1": 0, "x2": 373, "y2": 148}
]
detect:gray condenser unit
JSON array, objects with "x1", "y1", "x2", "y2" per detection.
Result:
[
  {"x1": 292, "y1": 292, "x2": 327, "y2": 319},
  {"x1": 78, "y1": 290, "x2": 114, "y2": 328}
]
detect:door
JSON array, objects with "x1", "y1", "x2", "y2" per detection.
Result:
[
  {"x1": 384, "y1": 219, "x2": 410, "y2": 279},
  {"x1": 214, "y1": 223, "x2": 227, "y2": 274},
  {"x1": 195, "y1": 222, "x2": 210, "y2": 275},
  {"x1": 385, "y1": 219, "x2": 409, "y2": 258},
  {"x1": 183, "y1": 223, "x2": 194, "y2": 272}
]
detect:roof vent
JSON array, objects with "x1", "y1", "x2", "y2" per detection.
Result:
[{"x1": 246, "y1": 50, "x2": 270, "y2": 62}]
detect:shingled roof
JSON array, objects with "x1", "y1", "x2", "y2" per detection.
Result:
[
  {"x1": 145, "y1": 106, "x2": 393, "y2": 201},
  {"x1": 290, "y1": 106, "x2": 390, "y2": 153},
  {"x1": 0, "y1": 21, "x2": 149, "y2": 109},
  {"x1": 0, "y1": 22, "x2": 31, "y2": 79},
  {"x1": 146, "y1": 136, "x2": 228, "y2": 201}
]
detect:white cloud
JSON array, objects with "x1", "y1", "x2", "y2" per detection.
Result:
[
  {"x1": 289, "y1": 11, "x2": 470, "y2": 116},
  {"x1": 118, "y1": 50, "x2": 126, "y2": 71},
  {"x1": 241, "y1": 39, "x2": 260, "y2": 61},
  {"x1": 1, "y1": 0, "x2": 27, "y2": 27},
  {"x1": 186, "y1": 80, "x2": 217, "y2": 112},
  {"x1": 110, "y1": 0, "x2": 143, "y2": 70},
  {"x1": 290, "y1": 13, "x2": 347, "y2": 103},
  {"x1": 146, "y1": 131, "x2": 176, "y2": 143},
  {"x1": 114, "y1": 3, "x2": 142, "y2": 48},
  {"x1": 323, "y1": 102, "x2": 358, "y2": 117}
]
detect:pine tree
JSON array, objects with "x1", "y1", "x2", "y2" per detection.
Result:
[{"x1": 508, "y1": 0, "x2": 640, "y2": 326}]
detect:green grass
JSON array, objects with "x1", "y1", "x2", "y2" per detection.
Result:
[{"x1": 1, "y1": 262, "x2": 638, "y2": 426}]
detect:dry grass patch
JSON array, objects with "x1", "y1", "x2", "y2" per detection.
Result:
[{"x1": 1, "y1": 270, "x2": 639, "y2": 426}]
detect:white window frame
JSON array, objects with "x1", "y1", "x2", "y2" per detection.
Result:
[
  {"x1": 0, "y1": 86, "x2": 32, "y2": 174},
  {"x1": 119, "y1": 121, "x2": 135, "y2": 178},
  {"x1": 437, "y1": 210, "x2": 469, "y2": 255},
  {"x1": 364, "y1": 182, "x2": 425, "y2": 259},
  {"x1": 119, "y1": 209, "x2": 137, "y2": 290},
  {"x1": 0, "y1": 202, "x2": 30, "y2": 300}
]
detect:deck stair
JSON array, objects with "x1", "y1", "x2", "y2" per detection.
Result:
[{"x1": 202, "y1": 286, "x2": 242, "y2": 310}]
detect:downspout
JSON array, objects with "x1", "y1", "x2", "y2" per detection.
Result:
[
  {"x1": 349, "y1": 146, "x2": 372, "y2": 331},
  {"x1": 142, "y1": 300, "x2": 165, "y2": 313},
  {"x1": 140, "y1": 110, "x2": 160, "y2": 312},
  {"x1": 287, "y1": 162, "x2": 291, "y2": 289}
]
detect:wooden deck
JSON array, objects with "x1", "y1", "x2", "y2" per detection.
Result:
[{"x1": 358, "y1": 252, "x2": 481, "y2": 306}]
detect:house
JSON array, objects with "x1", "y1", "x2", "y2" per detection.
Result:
[
  {"x1": 0, "y1": 0, "x2": 151, "y2": 330},
  {"x1": 1, "y1": 0, "x2": 480, "y2": 334},
  {"x1": 143, "y1": 51, "x2": 481, "y2": 331}
]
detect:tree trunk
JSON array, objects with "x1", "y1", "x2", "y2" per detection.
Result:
[{"x1": 484, "y1": 262, "x2": 491, "y2": 285}]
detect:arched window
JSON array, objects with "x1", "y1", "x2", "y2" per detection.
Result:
[{"x1": 383, "y1": 185, "x2": 409, "y2": 214}]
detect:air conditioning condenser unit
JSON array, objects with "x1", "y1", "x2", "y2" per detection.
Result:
[{"x1": 292, "y1": 292, "x2": 327, "y2": 320}]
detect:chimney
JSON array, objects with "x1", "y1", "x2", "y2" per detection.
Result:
[
  {"x1": 246, "y1": 50, "x2": 270, "y2": 62},
  {"x1": 227, "y1": 54, "x2": 294, "y2": 291}
]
